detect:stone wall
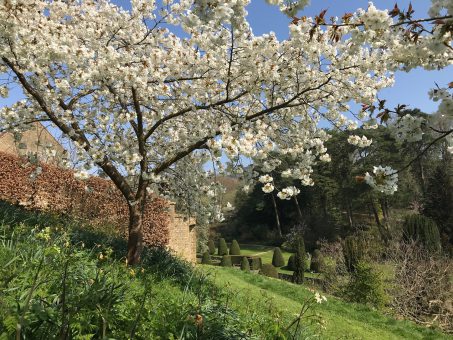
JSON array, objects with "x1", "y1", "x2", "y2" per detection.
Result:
[{"x1": 166, "y1": 203, "x2": 197, "y2": 263}]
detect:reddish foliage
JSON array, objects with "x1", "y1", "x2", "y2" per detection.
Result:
[{"x1": 0, "y1": 152, "x2": 169, "y2": 246}]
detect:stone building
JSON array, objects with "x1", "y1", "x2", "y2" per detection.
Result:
[{"x1": 0, "y1": 122, "x2": 66, "y2": 163}]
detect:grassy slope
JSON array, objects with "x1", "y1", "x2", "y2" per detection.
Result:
[{"x1": 202, "y1": 266, "x2": 451, "y2": 340}]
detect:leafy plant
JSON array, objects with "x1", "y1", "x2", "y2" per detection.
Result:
[
  {"x1": 310, "y1": 249, "x2": 324, "y2": 273},
  {"x1": 292, "y1": 237, "x2": 306, "y2": 284}
]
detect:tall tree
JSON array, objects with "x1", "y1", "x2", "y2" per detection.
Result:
[{"x1": 1, "y1": 0, "x2": 451, "y2": 263}]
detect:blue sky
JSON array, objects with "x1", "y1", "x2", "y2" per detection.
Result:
[{"x1": 1, "y1": 0, "x2": 450, "y2": 116}]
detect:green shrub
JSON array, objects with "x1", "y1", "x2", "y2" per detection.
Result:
[
  {"x1": 344, "y1": 261, "x2": 388, "y2": 309},
  {"x1": 249, "y1": 257, "x2": 262, "y2": 270},
  {"x1": 201, "y1": 251, "x2": 211, "y2": 265},
  {"x1": 260, "y1": 264, "x2": 278, "y2": 278},
  {"x1": 292, "y1": 237, "x2": 306, "y2": 284},
  {"x1": 310, "y1": 249, "x2": 324, "y2": 273},
  {"x1": 208, "y1": 239, "x2": 216, "y2": 255},
  {"x1": 220, "y1": 255, "x2": 232, "y2": 267},
  {"x1": 230, "y1": 239, "x2": 241, "y2": 255},
  {"x1": 240, "y1": 257, "x2": 250, "y2": 272},
  {"x1": 287, "y1": 254, "x2": 295, "y2": 271},
  {"x1": 403, "y1": 214, "x2": 441, "y2": 253},
  {"x1": 272, "y1": 247, "x2": 285, "y2": 267},
  {"x1": 218, "y1": 238, "x2": 228, "y2": 256},
  {"x1": 343, "y1": 236, "x2": 366, "y2": 272}
]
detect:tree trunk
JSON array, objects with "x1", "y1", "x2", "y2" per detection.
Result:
[
  {"x1": 127, "y1": 202, "x2": 144, "y2": 265},
  {"x1": 270, "y1": 193, "x2": 283, "y2": 237},
  {"x1": 346, "y1": 200, "x2": 354, "y2": 229},
  {"x1": 293, "y1": 195, "x2": 304, "y2": 224}
]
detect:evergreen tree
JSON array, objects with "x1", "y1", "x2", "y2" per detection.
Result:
[
  {"x1": 292, "y1": 237, "x2": 306, "y2": 284},
  {"x1": 403, "y1": 214, "x2": 442, "y2": 253}
]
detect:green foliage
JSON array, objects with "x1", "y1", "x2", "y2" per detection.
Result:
[
  {"x1": 403, "y1": 214, "x2": 442, "y2": 253},
  {"x1": 249, "y1": 257, "x2": 262, "y2": 270},
  {"x1": 272, "y1": 247, "x2": 285, "y2": 267},
  {"x1": 292, "y1": 237, "x2": 306, "y2": 284},
  {"x1": 287, "y1": 254, "x2": 295, "y2": 271},
  {"x1": 343, "y1": 262, "x2": 388, "y2": 309},
  {"x1": 208, "y1": 239, "x2": 216, "y2": 255},
  {"x1": 240, "y1": 257, "x2": 250, "y2": 272},
  {"x1": 201, "y1": 251, "x2": 211, "y2": 264},
  {"x1": 260, "y1": 264, "x2": 278, "y2": 278},
  {"x1": 229, "y1": 239, "x2": 241, "y2": 255},
  {"x1": 220, "y1": 255, "x2": 232, "y2": 267},
  {"x1": 218, "y1": 238, "x2": 228, "y2": 256},
  {"x1": 0, "y1": 202, "x2": 267, "y2": 339},
  {"x1": 343, "y1": 236, "x2": 366, "y2": 272},
  {"x1": 310, "y1": 249, "x2": 324, "y2": 273}
]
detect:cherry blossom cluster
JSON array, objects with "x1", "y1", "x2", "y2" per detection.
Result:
[
  {"x1": 347, "y1": 135, "x2": 373, "y2": 148},
  {"x1": 0, "y1": 0, "x2": 451, "y2": 217},
  {"x1": 365, "y1": 166, "x2": 398, "y2": 195},
  {"x1": 391, "y1": 114, "x2": 425, "y2": 142},
  {"x1": 277, "y1": 186, "x2": 300, "y2": 200}
]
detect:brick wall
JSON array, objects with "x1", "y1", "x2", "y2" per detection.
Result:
[{"x1": 0, "y1": 151, "x2": 196, "y2": 262}]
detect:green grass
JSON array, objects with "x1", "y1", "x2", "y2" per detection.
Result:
[{"x1": 201, "y1": 266, "x2": 451, "y2": 340}]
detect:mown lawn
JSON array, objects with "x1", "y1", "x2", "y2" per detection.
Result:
[{"x1": 201, "y1": 266, "x2": 451, "y2": 340}]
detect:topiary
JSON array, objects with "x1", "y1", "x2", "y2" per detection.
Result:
[
  {"x1": 230, "y1": 239, "x2": 241, "y2": 255},
  {"x1": 218, "y1": 238, "x2": 228, "y2": 256},
  {"x1": 249, "y1": 257, "x2": 262, "y2": 270},
  {"x1": 292, "y1": 237, "x2": 306, "y2": 284},
  {"x1": 201, "y1": 251, "x2": 211, "y2": 265},
  {"x1": 260, "y1": 264, "x2": 278, "y2": 278},
  {"x1": 220, "y1": 255, "x2": 232, "y2": 267},
  {"x1": 403, "y1": 214, "x2": 441, "y2": 253},
  {"x1": 287, "y1": 254, "x2": 295, "y2": 271},
  {"x1": 343, "y1": 235, "x2": 365, "y2": 272},
  {"x1": 240, "y1": 257, "x2": 250, "y2": 272},
  {"x1": 272, "y1": 247, "x2": 285, "y2": 267},
  {"x1": 208, "y1": 239, "x2": 216, "y2": 255},
  {"x1": 310, "y1": 249, "x2": 324, "y2": 273}
]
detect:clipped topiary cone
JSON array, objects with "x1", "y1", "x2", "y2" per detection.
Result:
[
  {"x1": 208, "y1": 239, "x2": 216, "y2": 255},
  {"x1": 230, "y1": 239, "x2": 241, "y2": 255},
  {"x1": 218, "y1": 238, "x2": 228, "y2": 256},
  {"x1": 201, "y1": 251, "x2": 211, "y2": 265},
  {"x1": 272, "y1": 247, "x2": 285, "y2": 267},
  {"x1": 220, "y1": 255, "x2": 232, "y2": 267},
  {"x1": 240, "y1": 256, "x2": 250, "y2": 272}
]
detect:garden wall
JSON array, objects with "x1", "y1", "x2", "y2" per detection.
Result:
[{"x1": 0, "y1": 151, "x2": 196, "y2": 262}]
